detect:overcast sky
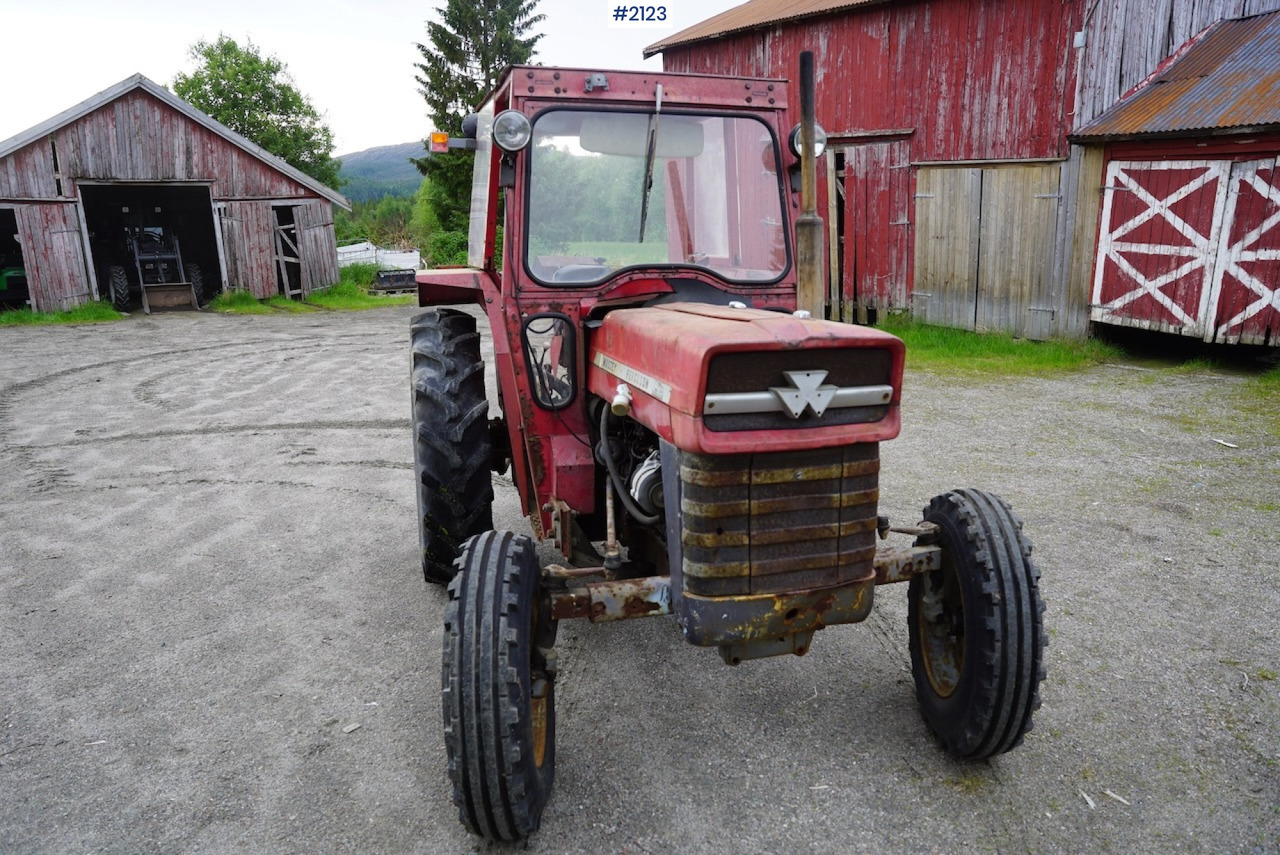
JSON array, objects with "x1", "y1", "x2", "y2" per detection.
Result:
[{"x1": 0, "y1": 0, "x2": 741, "y2": 155}]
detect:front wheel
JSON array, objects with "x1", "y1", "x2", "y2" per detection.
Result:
[
  {"x1": 107, "y1": 265, "x2": 129, "y2": 311},
  {"x1": 908, "y1": 489, "x2": 1046, "y2": 759},
  {"x1": 443, "y1": 531, "x2": 557, "y2": 841},
  {"x1": 186, "y1": 263, "x2": 205, "y2": 305}
]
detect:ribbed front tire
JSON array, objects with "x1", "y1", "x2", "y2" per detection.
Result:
[
  {"x1": 909, "y1": 489, "x2": 1047, "y2": 759},
  {"x1": 443, "y1": 531, "x2": 556, "y2": 842}
]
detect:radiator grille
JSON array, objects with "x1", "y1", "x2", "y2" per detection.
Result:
[
  {"x1": 703, "y1": 349, "x2": 893, "y2": 432},
  {"x1": 680, "y1": 444, "x2": 879, "y2": 596}
]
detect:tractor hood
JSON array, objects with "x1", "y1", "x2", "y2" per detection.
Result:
[{"x1": 586, "y1": 303, "x2": 905, "y2": 455}]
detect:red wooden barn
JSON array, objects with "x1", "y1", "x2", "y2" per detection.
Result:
[
  {"x1": 647, "y1": 0, "x2": 1280, "y2": 344},
  {"x1": 0, "y1": 74, "x2": 350, "y2": 313}
]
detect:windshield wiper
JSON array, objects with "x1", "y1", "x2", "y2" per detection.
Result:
[{"x1": 638, "y1": 84, "x2": 663, "y2": 243}]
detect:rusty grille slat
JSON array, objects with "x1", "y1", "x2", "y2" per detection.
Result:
[{"x1": 680, "y1": 444, "x2": 880, "y2": 595}]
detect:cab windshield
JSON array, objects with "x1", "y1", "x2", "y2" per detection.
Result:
[{"x1": 525, "y1": 110, "x2": 789, "y2": 286}]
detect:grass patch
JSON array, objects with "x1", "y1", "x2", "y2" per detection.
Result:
[
  {"x1": 209, "y1": 290, "x2": 272, "y2": 315},
  {"x1": 306, "y1": 263, "x2": 415, "y2": 310},
  {"x1": 877, "y1": 315, "x2": 1123, "y2": 375},
  {"x1": 1240, "y1": 365, "x2": 1280, "y2": 438},
  {"x1": 207, "y1": 264, "x2": 415, "y2": 315},
  {"x1": 264, "y1": 296, "x2": 318, "y2": 313},
  {"x1": 0, "y1": 300, "x2": 123, "y2": 326}
]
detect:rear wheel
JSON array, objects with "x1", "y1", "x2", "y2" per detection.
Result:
[
  {"x1": 908, "y1": 489, "x2": 1046, "y2": 759},
  {"x1": 443, "y1": 531, "x2": 557, "y2": 842},
  {"x1": 107, "y1": 265, "x2": 129, "y2": 310},
  {"x1": 411, "y1": 309, "x2": 493, "y2": 584}
]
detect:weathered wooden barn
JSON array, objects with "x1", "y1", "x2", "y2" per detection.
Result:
[
  {"x1": 647, "y1": 0, "x2": 1280, "y2": 344},
  {"x1": 0, "y1": 74, "x2": 349, "y2": 313}
]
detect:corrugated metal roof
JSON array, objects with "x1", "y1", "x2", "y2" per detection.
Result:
[
  {"x1": 1074, "y1": 11, "x2": 1280, "y2": 140},
  {"x1": 0, "y1": 74, "x2": 350, "y2": 209},
  {"x1": 643, "y1": 0, "x2": 891, "y2": 57}
]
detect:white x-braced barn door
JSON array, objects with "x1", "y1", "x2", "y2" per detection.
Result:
[{"x1": 1092, "y1": 158, "x2": 1280, "y2": 344}]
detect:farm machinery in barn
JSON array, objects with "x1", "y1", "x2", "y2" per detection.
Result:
[
  {"x1": 98, "y1": 225, "x2": 203, "y2": 313},
  {"x1": 411, "y1": 55, "x2": 1046, "y2": 841}
]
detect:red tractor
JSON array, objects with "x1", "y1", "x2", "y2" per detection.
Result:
[{"x1": 412, "y1": 55, "x2": 1046, "y2": 842}]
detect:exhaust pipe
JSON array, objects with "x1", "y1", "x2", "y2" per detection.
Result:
[{"x1": 795, "y1": 51, "x2": 825, "y2": 318}]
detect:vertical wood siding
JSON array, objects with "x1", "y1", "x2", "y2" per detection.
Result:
[
  {"x1": 16, "y1": 203, "x2": 90, "y2": 311},
  {"x1": 842, "y1": 140, "x2": 912, "y2": 314},
  {"x1": 49, "y1": 91, "x2": 315, "y2": 200},
  {"x1": 975, "y1": 164, "x2": 1061, "y2": 337},
  {"x1": 663, "y1": 0, "x2": 1079, "y2": 163},
  {"x1": 914, "y1": 164, "x2": 1062, "y2": 338},
  {"x1": 220, "y1": 201, "x2": 277, "y2": 298},
  {"x1": 0, "y1": 144, "x2": 58, "y2": 200},
  {"x1": 1075, "y1": 0, "x2": 1280, "y2": 129},
  {"x1": 295, "y1": 201, "x2": 340, "y2": 295},
  {"x1": 663, "y1": 0, "x2": 1080, "y2": 330},
  {"x1": 1056, "y1": 146, "x2": 1107, "y2": 339},
  {"x1": 913, "y1": 167, "x2": 982, "y2": 329}
]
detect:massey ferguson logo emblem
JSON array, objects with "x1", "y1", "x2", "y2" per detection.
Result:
[{"x1": 771, "y1": 370, "x2": 838, "y2": 418}]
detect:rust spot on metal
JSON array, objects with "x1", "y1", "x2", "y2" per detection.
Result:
[
  {"x1": 550, "y1": 591, "x2": 592, "y2": 621},
  {"x1": 874, "y1": 543, "x2": 942, "y2": 585}
]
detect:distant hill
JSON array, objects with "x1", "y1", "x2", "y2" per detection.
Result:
[{"x1": 337, "y1": 142, "x2": 425, "y2": 203}]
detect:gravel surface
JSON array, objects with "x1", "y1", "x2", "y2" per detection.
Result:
[{"x1": 1, "y1": 306, "x2": 1277, "y2": 853}]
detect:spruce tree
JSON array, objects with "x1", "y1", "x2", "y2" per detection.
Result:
[{"x1": 414, "y1": 0, "x2": 544, "y2": 233}]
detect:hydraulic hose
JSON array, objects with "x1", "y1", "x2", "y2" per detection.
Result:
[{"x1": 598, "y1": 405, "x2": 661, "y2": 526}]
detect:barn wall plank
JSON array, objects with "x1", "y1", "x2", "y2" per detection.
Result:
[
  {"x1": 1055, "y1": 145, "x2": 1106, "y2": 339},
  {"x1": 975, "y1": 164, "x2": 1061, "y2": 337},
  {"x1": 913, "y1": 166, "x2": 981, "y2": 329},
  {"x1": 296, "y1": 202, "x2": 340, "y2": 295},
  {"x1": 220, "y1": 200, "x2": 277, "y2": 298}
]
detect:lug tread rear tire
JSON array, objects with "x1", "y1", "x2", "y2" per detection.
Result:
[
  {"x1": 443, "y1": 531, "x2": 555, "y2": 842},
  {"x1": 909, "y1": 488, "x2": 1047, "y2": 759},
  {"x1": 411, "y1": 309, "x2": 494, "y2": 584}
]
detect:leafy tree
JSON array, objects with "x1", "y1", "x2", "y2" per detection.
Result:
[
  {"x1": 173, "y1": 35, "x2": 342, "y2": 189},
  {"x1": 413, "y1": 0, "x2": 545, "y2": 231}
]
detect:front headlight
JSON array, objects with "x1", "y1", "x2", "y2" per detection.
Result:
[
  {"x1": 493, "y1": 110, "x2": 533, "y2": 152},
  {"x1": 788, "y1": 122, "x2": 827, "y2": 159}
]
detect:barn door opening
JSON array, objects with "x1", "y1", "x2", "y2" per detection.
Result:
[
  {"x1": 273, "y1": 205, "x2": 303, "y2": 299},
  {"x1": 0, "y1": 209, "x2": 29, "y2": 309},
  {"x1": 79, "y1": 183, "x2": 222, "y2": 310}
]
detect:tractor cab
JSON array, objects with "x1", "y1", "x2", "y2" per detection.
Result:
[{"x1": 420, "y1": 66, "x2": 806, "y2": 311}]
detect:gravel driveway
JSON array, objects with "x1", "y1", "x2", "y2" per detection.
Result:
[{"x1": 1, "y1": 306, "x2": 1276, "y2": 853}]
